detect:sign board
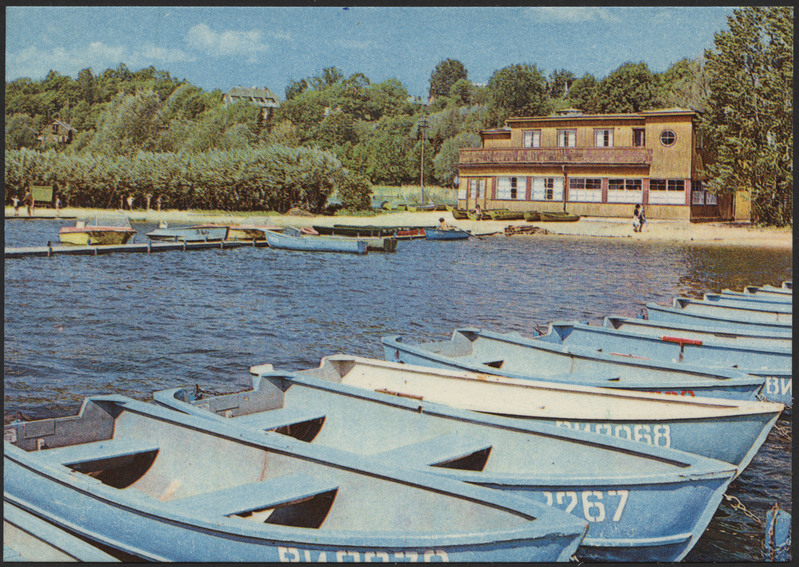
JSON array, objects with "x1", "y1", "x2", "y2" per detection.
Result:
[{"x1": 31, "y1": 185, "x2": 54, "y2": 204}]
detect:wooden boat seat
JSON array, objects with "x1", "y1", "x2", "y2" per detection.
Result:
[
  {"x1": 38, "y1": 439, "x2": 160, "y2": 467},
  {"x1": 229, "y1": 407, "x2": 327, "y2": 431},
  {"x1": 168, "y1": 474, "x2": 339, "y2": 517},
  {"x1": 374, "y1": 433, "x2": 493, "y2": 470}
]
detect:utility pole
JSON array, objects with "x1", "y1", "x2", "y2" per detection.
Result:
[{"x1": 419, "y1": 115, "x2": 428, "y2": 203}]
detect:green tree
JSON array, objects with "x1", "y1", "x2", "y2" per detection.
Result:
[
  {"x1": 656, "y1": 58, "x2": 710, "y2": 112},
  {"x1": 429, "y1": 58, "x2": 468, "y2": 99},
  {"x1": 566, "y1": 73, "x2": 599, "y2": 113},
  {"x1": 548, "y1": 69, "x2": 576, "y2": 99},
  {"x1": 593, "y1": 62, "x2": 658, "y2": 113},
  {"x1": 701, "y1": 6, "x2": 793, "y2": 226},
  {"x1": 5, "y1": 114, "x2": 39, "y2": 150},
  {"x1": 486, "y1": 64, "x2": 550, "y2": 126},
  {"x1": 433, "y1": 131, "x2": 480, "y2": 186}
]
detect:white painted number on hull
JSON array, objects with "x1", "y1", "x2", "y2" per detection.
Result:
[
  {"x1": 556, "y1": 421, "x2": 672, "y2": 447},
  {"x1": 543, "y1": 490, "x2": 629, "y2": 523},
  {"x1": 278, "y1": 547, "x2": 449, "y2": 562}
]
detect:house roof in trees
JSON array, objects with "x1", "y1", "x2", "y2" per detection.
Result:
[
  {"x1": 223, "y1": 86, "x2": 280, "y2": 107},
  {"x1": 43, "y1": 119, "x2": 75, "y2": 132}
]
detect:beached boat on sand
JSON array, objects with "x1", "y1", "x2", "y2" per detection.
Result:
[
  {"x1": 264, "y1": 227, "x2": 368, "y2": 254},
  {"x1": 146, "y1": 222, "x2": 229, "y2": 242},
  {"x1": 540, "y1": 211, "x2": 580, "y2": 222},
  {"x1": 383, "y1": 329, "x2": 765, "y2": 400},
  {"x1": 58, "y1": 216, "x2": 136, "y2": 246},
  {"x1": 4, "y1": 395, "x2": 587, "y2": 563},
  {"x1": 155, "y1": 370, "x2": 737, "y2": 562},
  {"x1": 284, "y1": 355, "x2": 781, "y2": 474}
]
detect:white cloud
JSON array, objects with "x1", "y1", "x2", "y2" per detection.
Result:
[
  {"x1": 527, "y1": 7, "x2": 620, "y2": 23},
  {"x1": 5, "y1": 41, "x2": 194, "y2": 81},
  {"x1": 186, "y1": 23, "x2": 269, "y2": 63}
]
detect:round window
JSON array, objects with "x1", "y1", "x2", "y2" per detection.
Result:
[{"x1": 660, "y1": 130, "x2": 676, "y2": 146}]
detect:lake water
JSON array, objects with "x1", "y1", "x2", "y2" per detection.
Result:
[{"x1": 4, "y1": 217, "x2": 792, "y2": 561}]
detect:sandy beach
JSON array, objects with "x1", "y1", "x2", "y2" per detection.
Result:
[{"x1": 6, "y1": 207, "x2": 793, "y2": 250}]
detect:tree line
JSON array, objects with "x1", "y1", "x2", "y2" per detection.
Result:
[{"x1": 4, "y1": 6, "x2": 792, "y2": 224}]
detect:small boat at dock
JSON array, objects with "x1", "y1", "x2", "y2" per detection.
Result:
[
  {"x1": 721, "y1": 289, "x2": 792, "y2": 303},
  {"x1": 383, "y1": 328, "x2": 765, "y2": 400},
  {"x1": 424, "y1": 227, "x2": 470, "y2": 240},
  {"x1": 645, "y1": 302, "x2": 792, "y2": 333},
  {"x1": 146, "y1": 222, "x2": 229, "y2": 242},
  {"x1": 287, "y1": 355, "x2": 782, "y2": 474},
  {"x1": 264, "y1": 227, "x2": 368, "y2": 254},
  {"x1": 227, "y1": 217, "x2": 283, "y2": 240},
  {"x1": 311, "y1": 226, "x2": 398, "y2": 252},
  {"x1": 58, "y1": 216, "x2": 136, "y2": 246},
  {"x1": 155, "y1": 369, "x2": 737, "y2": 562},
  {"x1": 4, "y1": 395, "x2": 588, "y2": 562}
]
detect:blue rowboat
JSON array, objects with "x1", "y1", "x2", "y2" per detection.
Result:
[
  {"x1": 645, "y1": 303, "x2": 792, "y2": 333},
  {"x1": 264, "y1": 228, "x2": 368, "y2": 254},
  {"x1": 382, "y1": 329, "x2": 765, "y2": 400},
  {"x1": 4, "y1": 395, "x2": 587, "y2": 563},
  {"x1": 540, "y1": 321, "x2": 792, "y2": 406},
  {"x1": 146, "y1": 222, "x2": 229, "y2": 242},
  {"x1": 721, "y1": 289, "x2": 792, "y2": 303},
  {"x1": 748, "y1": 284, "x2": 792, "y2": 296},
  {"x1": 781, "y1": 281, "x2": 792, "y2": 290},
  {"x1": 671, "y1": 297, "x2": 792, "y2": 324},
  {"x1": 424, "y1": 228, "x2": 470, "y2": 240},
  {"x1": 705, "y1": 292, "x2": 792, "y2": 308},
  {"x1": 605, "y1": 316, "x2": 792, "y2": 350},
  {"x1": 155, "y1": 372, "x2": 737, "y2": 562},
  {"x1": 4, "y1": 501, "x2": 119, "y2": 562},
  {"x1": 288, "y1": 355, "x2": 781, "y2": 474}
]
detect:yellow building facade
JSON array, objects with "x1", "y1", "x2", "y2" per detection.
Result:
[{"x1": 457, "y1": 108, "x2": 740, "y2": 220}]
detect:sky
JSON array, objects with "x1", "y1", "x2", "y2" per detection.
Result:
[{"x1": 6, "y1": 6, "x2": 736, "y2": 99}]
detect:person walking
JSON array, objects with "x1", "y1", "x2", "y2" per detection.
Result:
[
  {"x1": 632, "y1": 204, "x2": 641, "y2": 232},
  {"x1": 24, "y1": 188, "x2": 34, "y2": 217}
]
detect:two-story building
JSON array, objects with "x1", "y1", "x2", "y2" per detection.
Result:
[{"x1": 457, "y1": 108, "x2": 749, "y2": 221}]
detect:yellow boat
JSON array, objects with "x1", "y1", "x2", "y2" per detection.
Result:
[
  {"x1": 227, "y1": 217, "x2": 284, "y2": 240},
  {"x1": 58, "y1": 216, "x2": 136, "y2": 246}
]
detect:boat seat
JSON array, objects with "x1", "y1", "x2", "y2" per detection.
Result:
[
  {"x1": 38, "y1": 439, "x2": 160, "y2": 467},
  {"x1": 169, "y1": 474, "x2": 339, "y2": 517},
  {"x1": 229, "y1": 407, "x2": 327, "y2": 431},
  {"x1": 374, "y1": 433, "x2": 493, "y2": 468}
]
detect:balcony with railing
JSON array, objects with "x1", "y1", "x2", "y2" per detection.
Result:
[{"x1": 458, "y1": 147, "x2": 653, "y2": 167}]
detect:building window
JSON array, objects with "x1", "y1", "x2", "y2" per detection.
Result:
[
  {"x1": 660, "y1": 130, "x2": 677, "y2": 147},
  {"x1": 557, "y1": 129, "x2": 577, "y2": 148},
  {"x1": 568, "y1": 178, "x2": 602, "y2": 202},
  {"x1": 608, "y1": 179, "x2": 643, "y2": 203},
  {"x1": 496, "y1": 177, "x2": 525, "y2": 200},
  {"x1": 531, "y1": 177, "x2": 563, "y2": 201},
  {"x1": 467, "y1": 179, "x2": 486, "y2": 200},
  {"x1": 478, "y1": 179, "x2": 486, "y2": 199},
  {"x1": 594, "y1": 129, "x2": 614, "y2": 147},
  {"x1": 523, "y1": 130, "x2": 541, "y2": 148},
  {"x1": 633, "y1": 128, "x2": 645, "y2": 147},
  {"x1": 649, "y1": 179, "x2": 685, "y2": 204}
]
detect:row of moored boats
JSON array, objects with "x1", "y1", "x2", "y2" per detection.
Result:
[
  {"x1": 56, "y1": 216, "x2": 473, "y2": 253},
  {"x1": 4, "y1": 281, "x2": 791, "y2": 562}
]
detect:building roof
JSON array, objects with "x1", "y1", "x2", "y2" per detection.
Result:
[
  {"x1": 223, "y1": 86, "x2": 280, "y2": 107},
  {"x1": 43, "y1": 119, "x2": 75, "y2": 132},
  {"x1": 505, "y1": 108, "x2": 699, "y2": 125}
]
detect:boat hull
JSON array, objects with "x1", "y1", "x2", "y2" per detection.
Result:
[
  {"x1": 155, "y1": 372, "x2": 736, "y2": 562},
  {"x1": 544, "y1": 321, "x2": 792, "y2": 406},
  {"x1": 382, "y1": 330, "x2": 765, "y2": 401},
  {"x1": 295, "y1": 355, "x2": 781, "y2": 474},
  {"x1": 646, "y1": 303, "x2": 792, "y2": 333},
  {"x1": 58, "y1": 228, "x2": 136, "y2": 246},
  {"x1": 4, "y1": 396, "x2": 587, "y2": 563},
  {"x1": 264, "y1": 230, "x2": 368, "y2": 254},
  {"x1": 540, "y1": 212, "x2": 580, "y2": 222},
  {"x1": 424, "y1": 228, "x2": 470, "y2": 240},
  {"x1": 673, "y1": 297, "x2": 792, "y2": 324},
  {"x1": 146, "y1": 225, "x2": 229, "y2": 242}
]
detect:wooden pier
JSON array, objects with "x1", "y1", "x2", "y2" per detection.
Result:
[{"x1": 5, "y1": 239, "x2": 270, "y2": 259}]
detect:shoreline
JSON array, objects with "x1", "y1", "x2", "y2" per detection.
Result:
[{"x1": 5, "y1": 207, "x2": 793, "y2": 250}]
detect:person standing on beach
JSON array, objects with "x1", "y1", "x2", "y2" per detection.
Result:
[
  {"x1": 24, "y1": 188, "x2": 34, "y2": 217},
  {"x1": 475, "y1": 204, "x2": 483, "y2": 221},
  {"x1": 633, "y1": 204, "x2": 641, "y2": 232},
  {"x1": 639, "y1": 206, "x2": 647, "y2": 232},
  {"x1": 12, "y1": 195, "x2": 20, "y2": 216},
  {"x1": 55, "y1": 196, "x2": 60, "y2": 217}
]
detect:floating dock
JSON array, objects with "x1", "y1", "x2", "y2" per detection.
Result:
[{"x1": 5, "y1": 239, "x2": 269, "y2": 259}]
